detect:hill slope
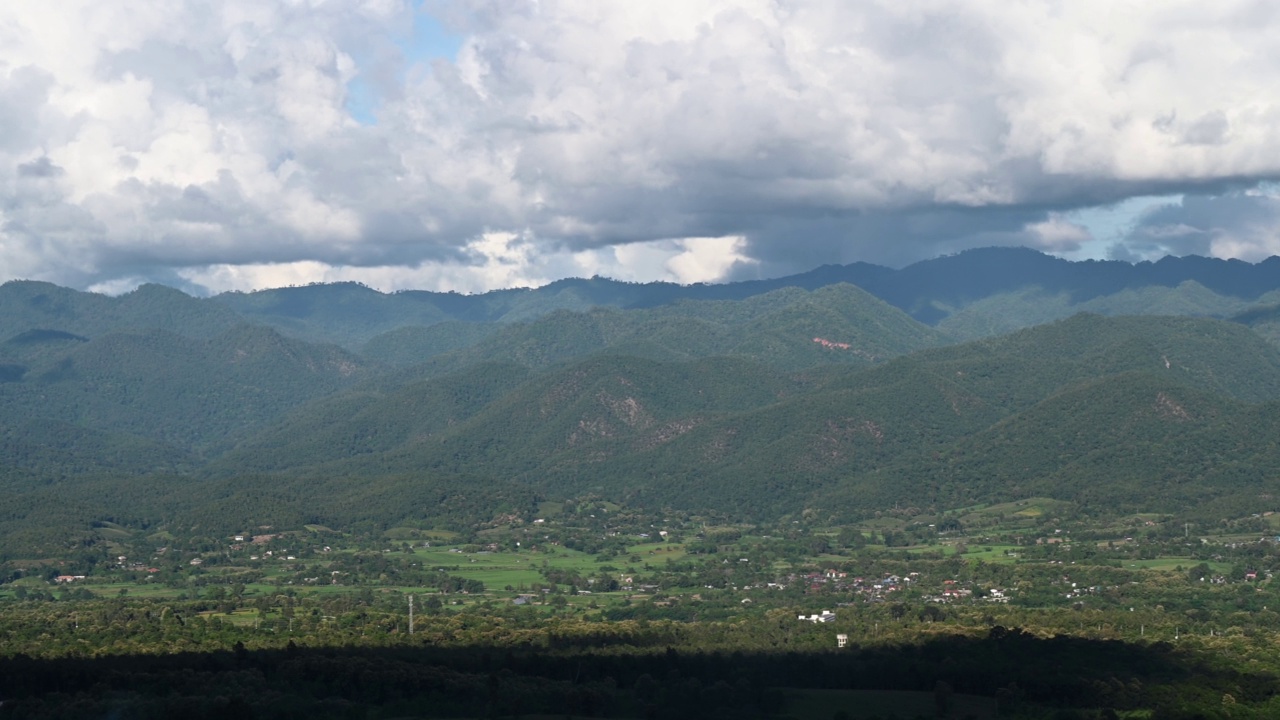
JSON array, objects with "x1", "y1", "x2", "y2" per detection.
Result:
[
  {"x1": 0, "y1": 281, "x2": 243, "y2": 340},
  {"x1": 0, "y1": 325, "x2": 371, "y2": 454},
  {"x1": 394, "y1": 284, "x2": 946, "y2": 377},
  {"x1": 208, "y1": 314, "x2": 1280, "y2": 523}
]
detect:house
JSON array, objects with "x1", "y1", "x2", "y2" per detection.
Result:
[
  {"x1": 798, "y1": 610, "x2": 837, "y2": 623},
  {"x1": 836, "y1": 634, "x2": 849, "y2": 648}
]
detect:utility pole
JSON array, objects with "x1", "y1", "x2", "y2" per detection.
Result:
[{"x1": 409, "y1": 595, "x2": 414, "y2": 635}]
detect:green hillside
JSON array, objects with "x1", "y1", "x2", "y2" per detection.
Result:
[
  {"x1": 820, "y1": 372, "x2": 1261, "y2": 514},
  {"x1": 201, "y1": 314, "x2": 1280, "y2": 526},
  {"x1": 1228, "y1": 301, "x2": 1280, "y2": 348},
  {"x1": 903, "y1": 313, "x2": 1280, "y2": 404},
  {"x1": 0, "y1": 418, "x2": 191, "y2": 477},
  {"x1": 0, "y1": 280, "x2": 243, "y2": 340},
  {"x1": 361, "y1": 322, "x2": 499, "y2": 365},
  {"x1": 211, "y1": 282, "x2": 454, "y2": 347},
  {"x1": 0, "y1": 325, "x2": 371, "y2": 454},
  {"x1": 299, "y1": 354, "x2": 799, "y2": 479},
  {"x1": 213, "y1": 361, "x2": 533, "y2": 473},
  {"x1": 936, "y1": 281, "x2": 1280, "y2": 341},
  {"x1": 409, "y1": 283, "x2": 945, "y2": 377}
]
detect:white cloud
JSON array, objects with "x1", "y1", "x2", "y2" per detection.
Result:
[
  {"x1": 1025, "y1": 216, "x2": 1094, "y2": 254},
  {"x1": 4, "y1": 0, "x2": 1280, "y2": 292},
  {"x1": 664, "y1": 236, "x2": 757, "y2": 285},
  {"x1": 174, "y1": 233, "x2": 759, "y2": 295}
]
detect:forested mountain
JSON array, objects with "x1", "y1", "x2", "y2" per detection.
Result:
[
  {"x1": 935, "y1": 280, "x2": 1280, "y2": 340},
  {"x1": 0, "y1": 418, "x2": 192, "y2": 477},
  {"x1": 0, "y1": 281, "x2": 243, "y2": 341},
  {"x1": 203, "y1": 248, "x2": 1280, "y2": 345},
  {"x1": 8, "y1": 252, "x2": 1280, "y2": 551},
  {"x1": 853, "y1": 247, "x2": 1280, "y2": 322},
  {"x1": 369, "y1": 284, "x2": 945, "y2": 376},
  {"x1": 253, "y1": 314, "x2": 1278, "y2": 520},
  {"x1": 1229, "y1": 302, "x2": 1280, "y2": 347},
  {"x1": 361, "y1": 322, "x2": 499, "y2": 365},
  {"x1": 821, "y1": 371, "x2": 1279, "y2": 517},
  {"x1": 0, "y1": 324, "x2": 369, "y2": 455},
  {"x1": 210, "y1": 361, "x2": 535, "y2": 474}
]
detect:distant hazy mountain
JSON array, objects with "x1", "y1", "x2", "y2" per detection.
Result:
[
  {"x1": 208, "y1": 247, "x2": 1280, "y2": 345},
  {"x1": 9, "y1": 248, "x2": 1280, "y2": 351}
]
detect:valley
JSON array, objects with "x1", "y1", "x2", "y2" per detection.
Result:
[{"x1": 5, "y1": 498, "x2": 1280, "y2": 718}]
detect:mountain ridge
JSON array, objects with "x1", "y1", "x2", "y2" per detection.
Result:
[{"x1": 12, "y1": 247, "x2": 1280, "y2": 350}]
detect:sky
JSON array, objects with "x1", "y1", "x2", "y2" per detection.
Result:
[{"x1": 2, "y1": 1, "x2": 1280, "y2": 296}]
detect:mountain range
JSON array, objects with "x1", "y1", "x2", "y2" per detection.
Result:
[{"x1": 6, "y1": 247, "x2": 1280, "y2": 553}]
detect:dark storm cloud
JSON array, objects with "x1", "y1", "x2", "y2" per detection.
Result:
[{"x1": 1118, "y1": 190, "x2": 1280, "y2": 262}]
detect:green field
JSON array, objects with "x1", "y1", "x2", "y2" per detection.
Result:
[
  {"x1": 1123, "y1": 558, "x2": 1231, "y2": 574},
  {"x1": 958, "y1": 545, "x2": 1022, "y2": 562},
  {"x1": 409, "y1": 541, "x2": 688, "y2": 589},
  {"x1": 958, "y1": 497, "x2": 1075, "y2": 526},
  {"x1": 415, "y1": 546, "x2": 605, "y2": 588}
]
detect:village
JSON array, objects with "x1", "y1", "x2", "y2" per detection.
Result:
[{"x1": 6, "y1": 502, "x2": 1277, "y2": 627}]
